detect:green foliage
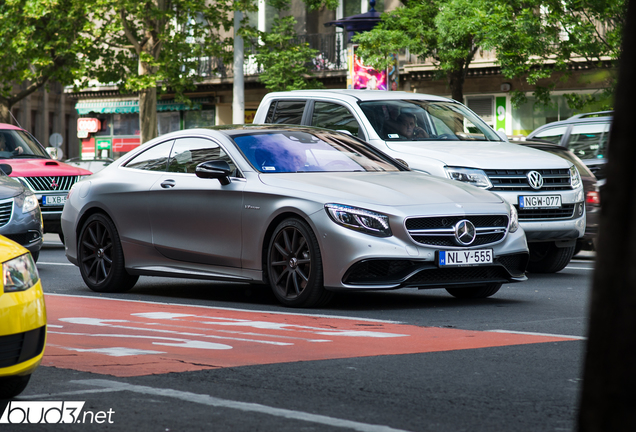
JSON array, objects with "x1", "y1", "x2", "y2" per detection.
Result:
[
  {"x1": 252, "y1": 16, "x2": 324, "y2": 92},
  {"x1": 0, "y1": 0, "x2": 90, "y2": 110}
]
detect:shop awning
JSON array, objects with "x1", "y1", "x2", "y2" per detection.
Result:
[{"x1": 75, "y1": 98, "x2": 210, "y2": 115}]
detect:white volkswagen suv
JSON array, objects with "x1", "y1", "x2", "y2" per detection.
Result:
[{"x1": 254, "y1": 90, "x2": 585, "y2": 273}]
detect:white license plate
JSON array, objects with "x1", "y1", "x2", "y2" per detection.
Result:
[
  {"x1": 42, "y1": 195, "x2": 66, "y2": 206},
  {"x1": 518, "y1": 195, "x2": 562, "y2": 209},
  {"x1": 438, "y1": 249, "x2": 493, "y2": 267}
]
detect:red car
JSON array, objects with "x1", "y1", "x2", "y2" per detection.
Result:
[{"x1": 0, "y1": 123, "x2": 91, "y2": 242}]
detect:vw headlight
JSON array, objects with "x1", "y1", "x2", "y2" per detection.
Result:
[
  {"x1": 2, "y1": 253, "x2": 39, "y2": 293},
  {"x1": 325, "y1": 204, "x2": 392, "y2": 237},
  {"x1": 508, "y1": 204, "x2": 519, "y2": 233},
  {"x1": 570, "y1": 165, "x2": 581, "y2": 189},
  {"x1": 445, "y1": 167, "x2": 492, "y2": 189}
]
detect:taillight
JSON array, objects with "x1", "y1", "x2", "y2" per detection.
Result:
[{"x1": 586, "y1": 191, "x2": 601, "y2": 206}]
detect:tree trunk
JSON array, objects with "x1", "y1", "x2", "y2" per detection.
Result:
[
  {"x1": 578, "y1": 1, "x2": 636, "y2": 431},
  {"x1": 0, "y1": 100, "x2": 11, "y2": 124},
  {"x1": 138, "y1": 60, "x2": 158, "y2": 144},
  {"x1": 447, "y1": 68, "x2": 465, "y2": 102}
]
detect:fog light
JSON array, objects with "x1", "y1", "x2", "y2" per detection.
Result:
[{"x1": 578, "y1": 203, "x2": 584, "y2": 216}]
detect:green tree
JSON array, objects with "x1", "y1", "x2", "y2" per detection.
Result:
[
  {"x1": 78, "y1": 0, "x2": 243, "y2": 143},
  {"x1": 484, "y1": 0, "x2": 626, "y2": 109},
  {"x1": 0, "y1": 0, "x2": 89, "y2": 124},
  {"x1": 250, "y1": 16, "x2": 324, "y2": 91},
  {"x1": 354, "y1": 0, "x2": 488, "y2": 102}
]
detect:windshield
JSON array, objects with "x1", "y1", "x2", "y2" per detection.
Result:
[
  {"x1": 232, "y1": 130, "x2": 402, "y2": 173},
  {"x1": 0, "y1": 130, "x2": 50, "y2": 159},
  {"x1": 359, "y1": 100, "x2": 502, "y2": 142}
]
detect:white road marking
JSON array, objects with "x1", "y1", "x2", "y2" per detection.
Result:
[
  {"x1": 37, "y1": 262, "x2": 75, "y2": 266},
  {"x1": 23, "y1": 388, "x2": 128, "y2": 399},
  {"x1": 565, "y1": 266, "x2": 594, "y2": 271},
  {"x1": 55, "y1": 346, "x2": 167, "y2": 357},
  {"x1": 70, "y1": 379, "x2": 413, "y2": 432},
  {"x1": 487, "y1": 330, "x2": 586, "y2": 340},
  {"x1": 45, "y1": 293, "x2": 403, "y2": 324}
]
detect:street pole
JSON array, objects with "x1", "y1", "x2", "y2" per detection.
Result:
[{"x1": 233, "y1": 10, "x2": 245, "y2": 125}]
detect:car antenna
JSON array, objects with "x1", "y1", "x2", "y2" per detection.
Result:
[{"x1": 9, "y1": 110, "x2": 23, "y2": 128}]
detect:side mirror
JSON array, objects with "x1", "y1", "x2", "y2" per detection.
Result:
[
  {"x1": 0, "y1": 163, "x2": 13, "y2": 175},
  {"x1": 195, "y1": 160, "x2": 232, "y2": 185}
]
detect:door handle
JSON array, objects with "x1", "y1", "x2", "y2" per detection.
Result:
[{"x1": 160, "y1": 179, "x2": 176, "y2": 189}]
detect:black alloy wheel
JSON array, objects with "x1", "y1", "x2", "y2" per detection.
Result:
[
  {"x1": 267, "y1": 218, "x2": 332, "y2": 308},
  {"x1": 78, "y1": 213, "x2": 138, "y2": 293}
]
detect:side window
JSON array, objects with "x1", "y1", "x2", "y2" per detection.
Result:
[
  {"x1": 167, "y1": 137, "x2": 237, "y2": 175},
  {"x1": 567, "y1": 122, "x2": 610, "y2": 160},
  {"x1": 533, "y1": 126, "x2": 568, "y2": 145},
  {"x1": 124, "y1": 140, "x2": 174, "y2": 171},
  {"x1": 311, "y1": 102, "x2": 362, "y2": 138},
  {"x1": 270, "y1": 100, "x2": 306, "y2": 124}
]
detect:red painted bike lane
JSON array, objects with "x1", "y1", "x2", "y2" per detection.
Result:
[{"x1": 42, "y1": 294, "x2": 578, "y2": 377}]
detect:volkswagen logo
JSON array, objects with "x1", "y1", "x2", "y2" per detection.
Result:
[
  {"x1": 454, "y1": 220, "x2": 476, "y2": 246},
  {"x1": 527, "y1": 171, "x2": 544, "y2": 190}
]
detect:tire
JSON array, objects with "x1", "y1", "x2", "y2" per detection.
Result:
[
  {"x1": 78, "y1": 213, "x2": 139, "y2": 293},
  {"x1": 446, "y1": 283, "x2": 502, "y2": 299},
  {"x1": 30, "y1": 250, "x2": 39, "y2": 263},
  {"x1": 0, "y1": 375, "x2": 31, "y2": 399},
  {"x1": 266, "y1": 218, "x2": 333, "y2": 308},
  {"x1": 527, "y1": 242, "x2": 576, "y2": 273}
]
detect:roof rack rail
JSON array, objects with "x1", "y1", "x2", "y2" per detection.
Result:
[{"x1": 570, "y1": 110, "x2": 613, "y2": 119}]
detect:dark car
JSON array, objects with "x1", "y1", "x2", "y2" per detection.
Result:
[
  {"x1": 526, "y1": 111, "x2": 612, "y2": 180},
  {"x1": 0, "y1": 163, "x2": 43, "y2": 261},
  {"x1": 516, "y1": 140, "x2": 600, "y2": 254}
]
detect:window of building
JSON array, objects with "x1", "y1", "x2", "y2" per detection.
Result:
[
  {"x1": 512, "y1": 95, "x2": 576, "y2": 136},
  {"x1": 184, "y1": 109, "x2": 215, "y2": 129},
  {"x1": 158, "y1": 112, "x2": 181, "y2": 135},
  {"x1": 114, "y1": 114, "x2": 140, "y2": 136}
]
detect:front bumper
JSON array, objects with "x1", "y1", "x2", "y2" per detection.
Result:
[
  {"x1": 493, "y1": 189, "x2": 586, "y2": 243},
  {"x1": 0, "y1": 282, "x2": 47, "y2": 377},
  {"x1": 310, "y1": 205, "x2": 529, "y2": 290}
]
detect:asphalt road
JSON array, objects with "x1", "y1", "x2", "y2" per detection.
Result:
[{"x1": 4, "y1": 235, "x2": 595, "y2": 431}]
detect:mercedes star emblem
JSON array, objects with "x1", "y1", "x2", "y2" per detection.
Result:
[{"x1": 454, "y1": 220, "x2": 476, "y2": 246}]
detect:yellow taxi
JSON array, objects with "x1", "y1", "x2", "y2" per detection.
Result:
[{"x1": 0, "y1": 235, "x2": 46, "y2": 399}]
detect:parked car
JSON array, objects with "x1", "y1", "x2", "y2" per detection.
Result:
[
  {"x1": 62, "y1": 125, "x2": 529, "y2": 307},
  {"x1": 0, "y1": 123, "x2": 92, "y2": 243},
  {"x1": 254, "y1": 90, "x2": 585, "y2": 273},
  {"x1": 0, "y1": 235, "x2": 47, "y2": 399},
  {"x1": 526, "y1": 111, "x2": 612, "y2": 180},
  {"x1": 0, "y1": 164, "x2": 43, "y2": 261},
  {"x1": 64, "y1": 156, "x2": 114, "y2": 174},
  {"x1": 515, "y1": 140, "x2": 600, "y2": 254}
]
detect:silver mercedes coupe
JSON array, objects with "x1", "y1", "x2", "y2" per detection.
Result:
[{"x1": 62, "y1": 125, "x2": 529, "y2": 307}]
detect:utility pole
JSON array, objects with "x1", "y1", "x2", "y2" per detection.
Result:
[{"x1": 232, "y1": 10, "x2": 245, "y2": 125}]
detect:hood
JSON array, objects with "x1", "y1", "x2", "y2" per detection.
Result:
[
  {"x1": 386, "y1": 141, "x2": 571, "y2": 170},
  {"x1": 0, "y1": 175, "x2": 26, "y2": 198},
  {"x1": 3, "y1": 159, "x2": 92, "y2": 177},
  {"x1": 258, "y1": 171, "x2": 503, "y2": 206}
]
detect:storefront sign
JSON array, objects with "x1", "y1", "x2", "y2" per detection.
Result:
[
  {"x1": 96, "y1": 138, "x2": 112, "y2": 150},
  {"x1": 496, "y1": 97, "x2": 507, "y2": 133},
  {"x1": 78, "y1": 118, "x2": 101, "y2": 133}
]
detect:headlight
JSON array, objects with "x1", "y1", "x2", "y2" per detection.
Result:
[
  {"x1": 325, "y1": 204, "x2": 392, "y2": 237},
  {"x1": 508, "y1": 204, "x2": 519, "y2": 233},
  {"x1": 570, "y1": 165, "x2": 581, "y2": 189},
  {"x1": 22, "y1": 193, "x2": 39, "y2": 213},
  {"x1": 2, "y1": 253, "x2": 39, "y2": 293},
  {"x1": 445, "y1": 167, "x2": 492, "y2": 189}
]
